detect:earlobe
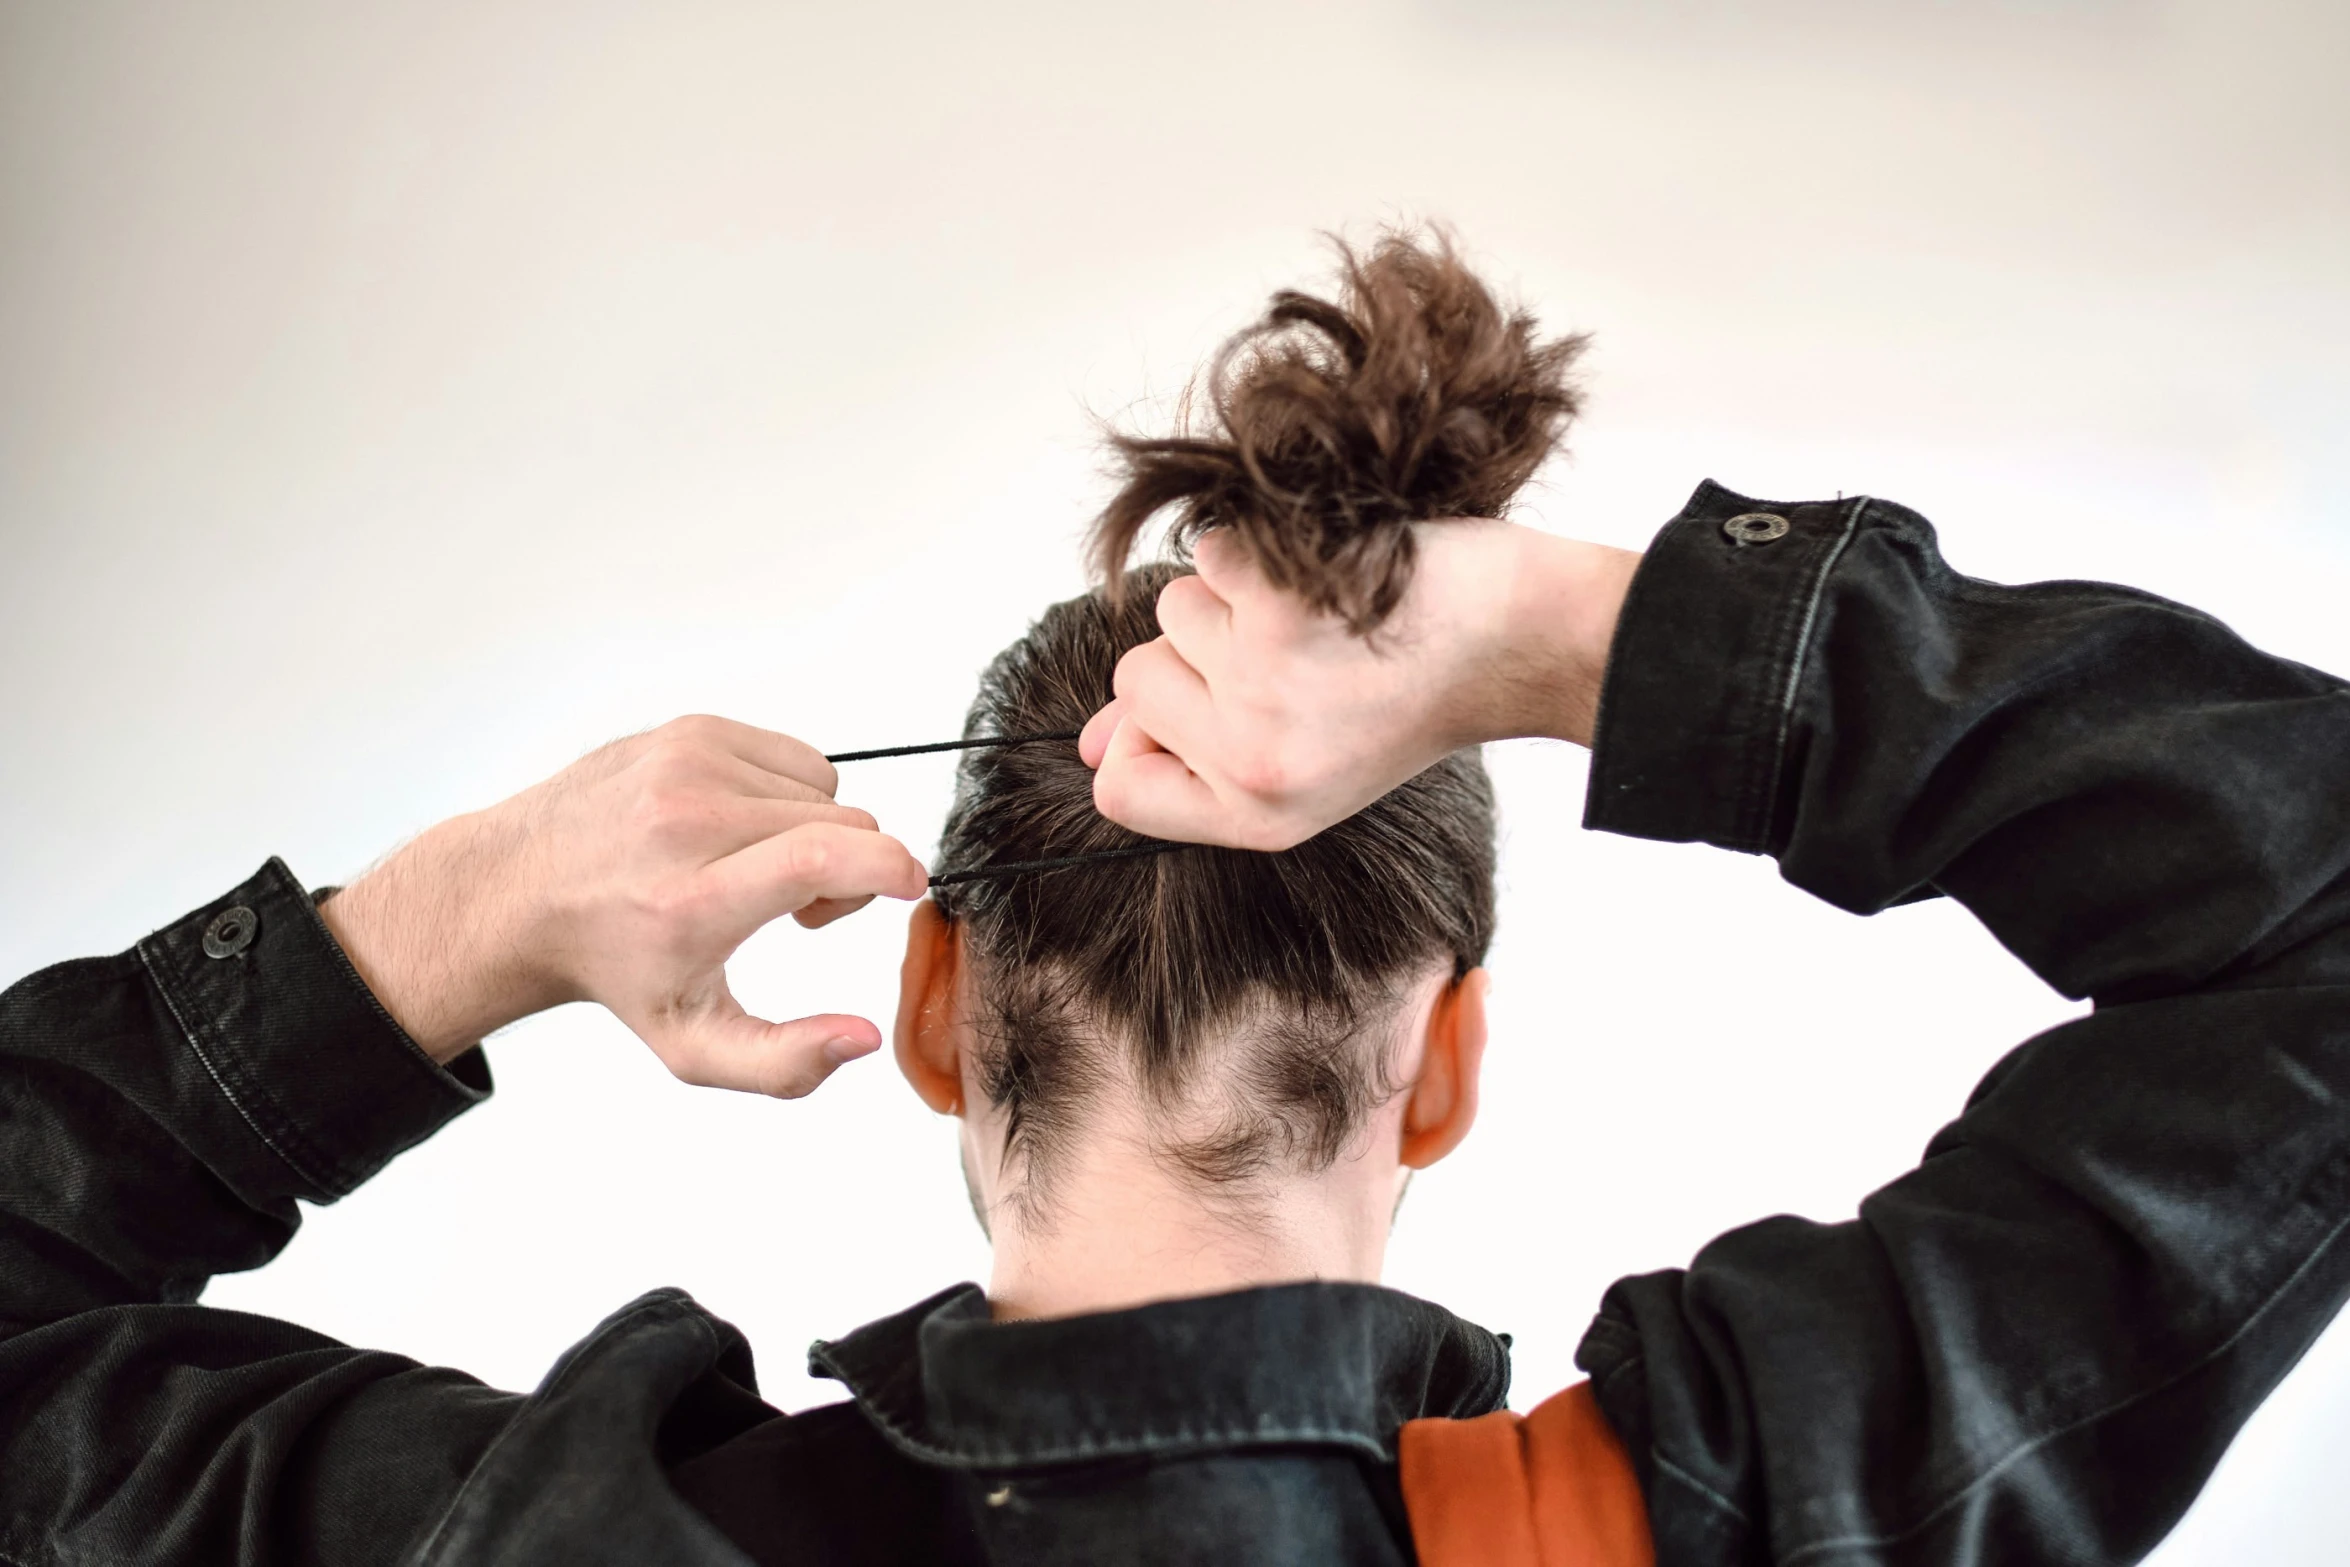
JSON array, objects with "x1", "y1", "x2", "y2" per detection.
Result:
[
  {"x1": 893, "y1": 900, "x2": 966, "y2": 1117},
  {"x1": 1400, "y1": 968, "x2": 1489, "y2": 1170}
]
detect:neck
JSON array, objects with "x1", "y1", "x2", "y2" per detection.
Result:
[{"x1": 981, "y1": 1109, "x2": 1402, "y2": 1321}]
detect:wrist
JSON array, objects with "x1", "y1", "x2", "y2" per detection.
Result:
[
  {"x1": 320, "y1": 807, "x2": 568, "y2": 1062},
  {"x1": 1485, "y1": 528, "x2": 1638, "y2": 748}
]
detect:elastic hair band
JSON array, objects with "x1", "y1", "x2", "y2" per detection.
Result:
[
  {"x1": 826, "y1": 728, "x2": 1188, "y2": 886},
  {"x1": 824, "y1": 730, "x2": 1082, "y2": 764},
  {"x1": 928, "y1": 839, "x2": 1181, "y2": 888}
]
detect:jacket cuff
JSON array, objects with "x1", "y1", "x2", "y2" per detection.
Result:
[
  {"x1": 137, "y1": 857, "x2": 491, "y2": 1202},
  {"x1": 1583, "y1": 481, "x2": 1871, "y2": 855}
]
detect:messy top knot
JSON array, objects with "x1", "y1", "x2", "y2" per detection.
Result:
[{"x1": 1090, "y1": 229, "x2": 1587, "y2": 633}]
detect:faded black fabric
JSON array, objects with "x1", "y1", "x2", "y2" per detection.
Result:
[
  {"x1": 0, "y1": 869, "x2": 1509, "y2": 1567},
  {"x1": 670, "y1": 1281, "x2": 1508, "y2": 1565},
  {"x1": 0, "y1": 483, "x2": 2345, "y2": 1565},
  {"x1": 1581, "y1": 483, "x2": 2350, "y2": 1566}
]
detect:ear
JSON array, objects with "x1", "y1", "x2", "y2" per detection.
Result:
[
  {"x1": 1400, "y1": 968, "x2": 1489, "y2": 1169},
  {"x1": 893, "y1": 899, "x2": 966, "y2": 1116}
]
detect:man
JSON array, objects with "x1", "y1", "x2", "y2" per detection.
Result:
[{"x1": 4, "y1": 248, "x2": 2347, "y2": 1565}]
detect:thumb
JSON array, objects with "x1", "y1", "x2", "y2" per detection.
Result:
[
  {"x1": 648, "y1": 990, "x2": 884, "y2": 1099},
  {"x1": 1078, "y1": 697, "x2": 1127, "y2": 769}
]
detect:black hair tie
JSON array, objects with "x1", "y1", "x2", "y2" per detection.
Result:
[{"x1": 826, "y1": 730, "x2": 1187, "y2": 886}]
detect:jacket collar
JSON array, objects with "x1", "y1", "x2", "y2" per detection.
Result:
[{"x1": 808, "y1": 1280, "x2": 1511, "y2": 1470}]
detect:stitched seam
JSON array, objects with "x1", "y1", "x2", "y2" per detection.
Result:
[
  {"x1": 1776, "y1": 1181, "x2": 2350, "y2": 1564},
  {"x1": 1750, "y1": 496, "x2": 1868, "y2": 853},
  {"x1": 236, "y1": 859, "x2": 383, "y2": 1191},
  {"x1": 811, "y1": 1318, "x2": 1430, "y2": 1468},
  {"x1": 1591, "y1": 1347, "x2": 1645, "y2": 1401},
  {"x1": 841, "y1": 1391, "x2": 1395, "y2": 1471},
  {"x1": 131, "y1": 860, "x2": 450, "y2": 1198},
  {"x1": 1725, "y1": 524, "x2": 1816, "y2": 851},
  {"x1": 136, "y1": 939, "x2": 339, "y2": 1198},
  {"x1": 1654, "y1": 1449, "x2": 1750, "y2": 1526}
]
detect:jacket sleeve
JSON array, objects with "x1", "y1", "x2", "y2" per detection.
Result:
[
  {"x1": 0, "y1": 857, "x2": 523, "y2": 1566},
  {"x1": 1574, "y1": 483, "x2": 2350, "y2": 1567}
]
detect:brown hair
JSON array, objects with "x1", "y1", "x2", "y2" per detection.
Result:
[
  {"x1": 936, "y1": 229, "x2": 1581, "y2": 1213},
  {"x1": 1091, "y1": 228, "x2": 1586, "y2": 633}
]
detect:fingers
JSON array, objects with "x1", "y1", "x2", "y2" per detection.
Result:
[
  {"x1": 1153, "y1": 572, "x2": 1231, "y2": 680},
  {"x1": 1091, "y1": 711, "x2": 1237, "y2": 844},
  {"x1": 1098, "y1": 637, "x2": 1297, "y2": 845},
  {"x1": 703, "y1": 820, "x2": 927, "y2": 935},
  {"x1": 651, "y1": 992, "x2": 885, "y2": 1098},
  {"x1": 629, "y1": 734, "x2": 879, "y2": 861},
  {"x1": 635, "y1": 789, "x2": 878, "y2": 871},
  {"x1": 1109, "y1": 636, "x2": 1221, "y2": 769},
  {"x1": 715, "y1": 752, "x2": 845, "y2": 806},
  {"x1": 725, "y1": 796, "x2": 879, "y2": 840},
  {"x1": 1079, "y1": 697, "x2": 1126, "y2": 769},
  {"x1": 616, "y1": 820, "x2": 916, "y2": 1098},
  {"x1": 657, "y1": 715, "x2": 840, "y2": 797},
  {"x1": 793, "y1": 893, "x2": 875, "y2": 930}
]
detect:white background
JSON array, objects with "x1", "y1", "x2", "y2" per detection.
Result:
[{"x1": 3, "y1": 2, "x2": 2347, "y2": 1560}]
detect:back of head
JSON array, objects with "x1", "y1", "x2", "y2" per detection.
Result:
[{"x1": 935, "y1": 229, "x2": 1583, "y2": 1214}]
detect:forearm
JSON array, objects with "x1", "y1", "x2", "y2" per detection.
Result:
[
  {"x1": 1478, "y1": 525, "x2": 1642, "y2": 751},
  {"x1": 1576, "y1": 483, "x2": 2350, "y2": 1567},
  {"x1": 0, "y1": 717, "x2": 920, "y2": 1281},
  {"x1": 0, "y1": 859, "x2": 489, "y2": 1326},
  {"x1": 309, "y1": 715, "x2": 924, "y2": 1099},
  {"x1": 0, "y1": 714, "x2": 914, "y2": 1560},
  {"x1": 1587, "y1": 483, "x2": 2350, "y2": 993},
  {"x1": 319, "y1": 808, "x2": 569, "y2": 1063},
  {"x1": 0, "y1": 1302, "x2": 516, "y2": 1567},
  {"x1": 0, "y1": 858, "x2": 501, "y2": 1567}
]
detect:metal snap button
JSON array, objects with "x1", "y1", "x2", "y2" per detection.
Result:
[
  {"x1": 1723, "y1": 512, "x2": 1790, "y2": 545},
  {"x1": 203, "y1": 906, "x2": 258, "y2": 959}
]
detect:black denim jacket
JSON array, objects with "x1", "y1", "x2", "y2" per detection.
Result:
[{"x1": 3, "y1": 484, "x2": 2346, "y2": 1567}]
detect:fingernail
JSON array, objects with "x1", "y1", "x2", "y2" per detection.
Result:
[{"x1": 824, "y1": 1036, "x2": 877, "y2": 1065}]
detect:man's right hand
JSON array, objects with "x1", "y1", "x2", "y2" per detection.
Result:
[
  {"x1": 319, "y1": 716, "x2": 927, "y2": 1098},
  {"x1": 1081, "y1": 522, "x2": 1641, "y2": 850}
]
